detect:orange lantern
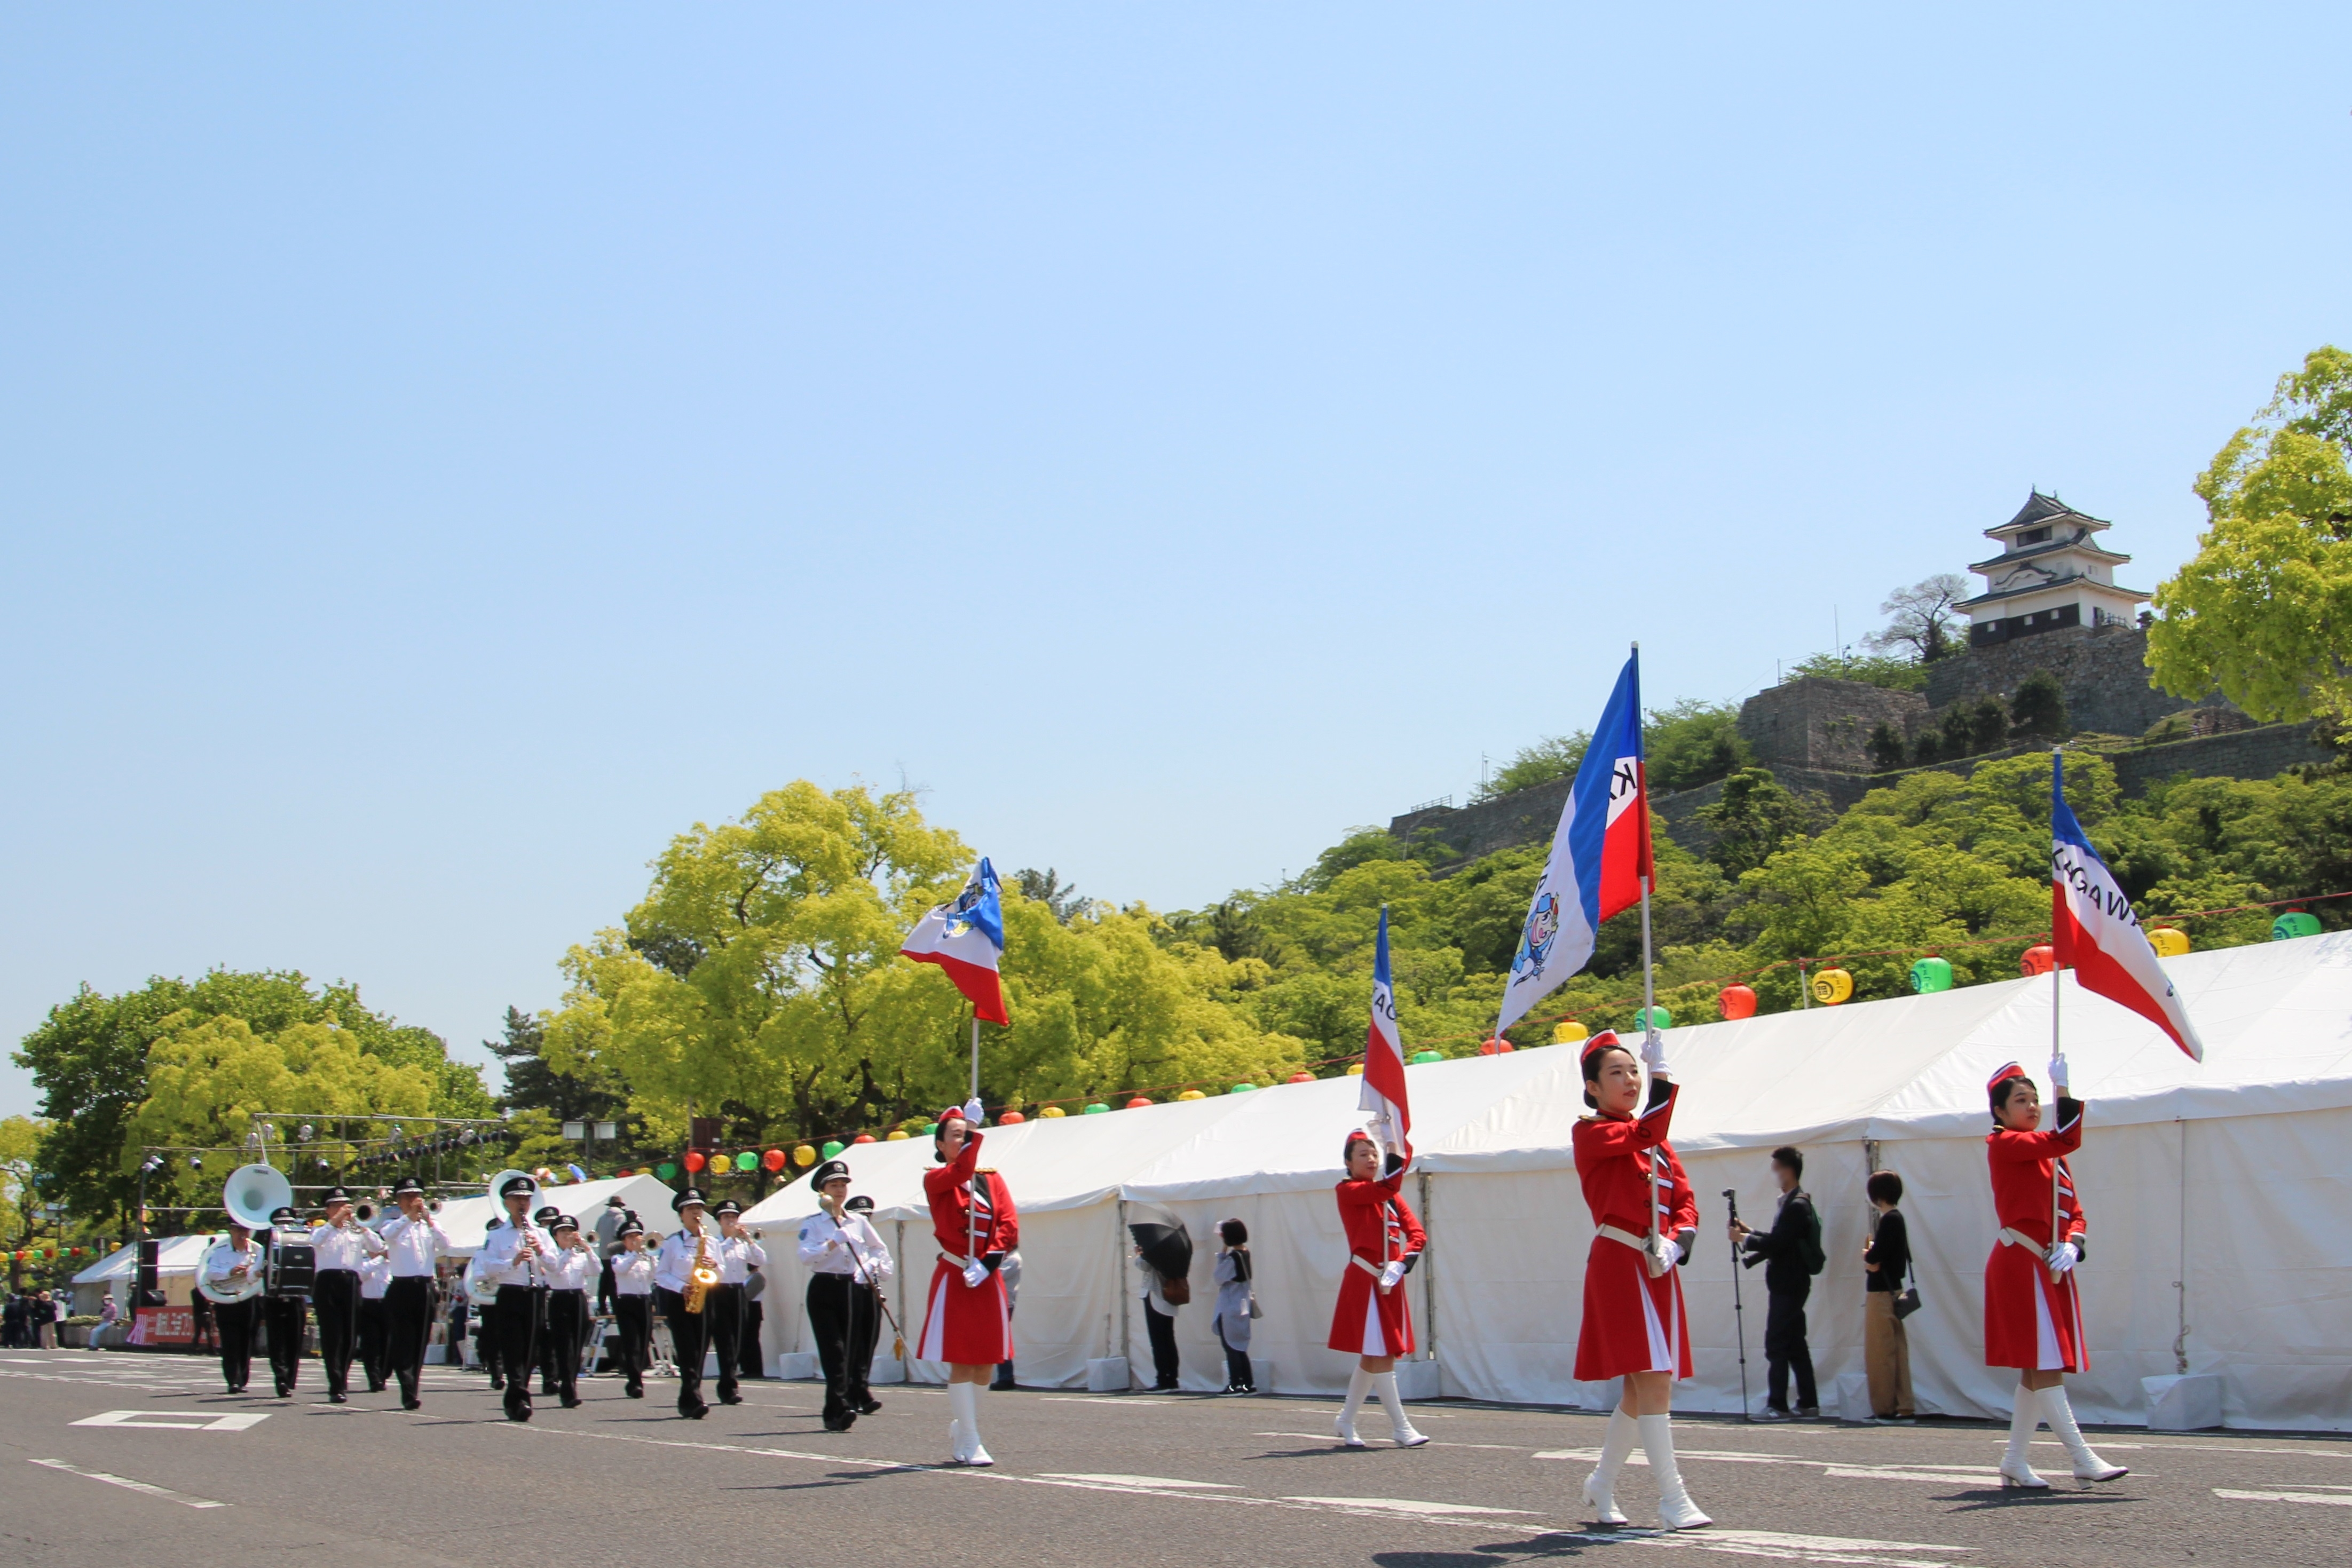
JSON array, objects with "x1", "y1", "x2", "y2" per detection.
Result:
[
  {"x1": 683, "y1": 1150, "x2": 707, "y2": 1174},
  {"x1": 998, "y1": 1111, "x2": 1025, "y2": 1124},
  {"x1": 1719, "y1": 984, "x2": 1758, "y2": 1020},
  {"x1": 1286, "y1": 1072, "x2": 1315, "y2": 1083},
  {"x1": 760, "y1": 1149, "x2": 786, "y2": 1172},
  {"x1": 2020, "y1": 945, "x2": 2057, "y2": 977},
  {"x1": 1477, "y1": 1038, "x2": 1513, "y2": 1055},
  {"x1": 1125, "y1": 1097, "x2": 1153, "y2": 1110},
  {"x1": 852, "y1": 1133, "x2": 875, "y2": 1144}
]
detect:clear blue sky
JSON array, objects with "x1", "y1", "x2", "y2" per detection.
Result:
[{"x1": 3, "y1": 6, "x2": 2346, "y2": 1115}]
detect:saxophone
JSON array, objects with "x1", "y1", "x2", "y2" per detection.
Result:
[{"x1": 682, "y1": 1229, "x2": 719, "y2": 1314}]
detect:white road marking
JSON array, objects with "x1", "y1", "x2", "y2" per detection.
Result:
[
  {"x1": 28, "y1": 1457, "x2": 227, "y2": 1508},
  {"x1": 1824, "y1": 1466, "x2": 2002, "y2": 1485},
  {"x1": 2214, "y1": 1487, "x2": 2352, "y2": 1507},
  {"x1": 1261, "y1": 1430, "x2": 1527, "y2": 1450},
  {"x1": 1704, "y1": 1531, "x2": 1972, "y2": 1555},
  {"x1": 1041, "y1": 1396, "x2": 1173, "y2": 1405},
  {"x1": 70, "y1": 1409, "x2": 271, "y2": 1431},
  {"x1": 1282, "y1": 1495, "x2": 1530, "y2": 1516},
  {"x1": 1043, "y1": 1473, "x2": 1237, "y2": 1488}
]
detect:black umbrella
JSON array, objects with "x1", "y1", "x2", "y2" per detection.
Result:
[{"x1": 1127, "y1": 1216, "x2": 1194, "y2": 1281}]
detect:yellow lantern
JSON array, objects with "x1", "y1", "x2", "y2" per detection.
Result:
[
  {"x1": 1553, "y1": 1020, "x2": 1589, "y2": 1045},
  {"x1": 1177, "y1": 1089, "x2": 1207, "y2": 1100},
  {"x1": 793, "y1": 1145, "x2": 817, "y2": 1167},
  {"x1": 1039, "y1": 1105, "x2": 1067, "y2": 1119},
  {"x1": 886, "y1": 1129, "x2": 909, "y2": 1140},
  {"x1": 1810, "y1": 967, "x2": 1854, "y2": 1006},
  {"x1": 1344, "y1": 1064, "x2": 1364, "y2": 1076},
  {"x1": 2149, "y1": 926, "x2": 2191, "y2": 957}
]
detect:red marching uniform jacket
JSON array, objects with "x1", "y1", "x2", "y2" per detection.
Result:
[
  {"x1": 1983, "y1": 1095, "x2": 2089, "y2": 1372},
  {"x1": 914, "y1": 1128, "x2": 1019, "y2": 1365},
  {"x1": 1324, "y1": 1167, "x2": 1427, "y2": 1357},
  {"x1": 1572, "y1": 1079, "x2": 1699, "y2": 1381}
]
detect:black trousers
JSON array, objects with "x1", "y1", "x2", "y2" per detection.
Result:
[
  {"x1": 657, "y1": 1287, "x2": 709, "y2": 1416},
  {"x1": 544, "y1": 1291, "x2": 587, "y2": 1404},
  {"x1": 312, "y1": 1269, "x2": 359, "y2": 1396},
  {"x1": 213, "y1": 1297, "x2": 261, "y2": 1392},
  {"x1": 357, "y1": 1296, "x2": 389, "y2": 1390},
  {"x1": 384, "y1": 1277, "x2": 435, "y2": 1405},
  {"x1": 495, "y1": 1286, "x2": 545, "y2": 1420},
  {"x1": 1764, "y1": 1284, "x2": 1818, "y2": 1412},
  {"x1": 806, "y1": 1272, "x2": 878, "y2": 1425},
  {"x1": 1217, "y1": 1316, "x2": 1254, "y2": 1391},
  {"x1": 612, "y1": 1294, "x2": 652, "y2": 1391},
  {"x1": 1143, "y1": 1297, "x2": 1180, "y2": 1389},
  {"x1": 705, "y1": 1282, "x2": 744, "y2": 1403},
  {"x1": 477, "y1": 1296, "x2": 504, "y2": 1383},
  {"x1": 739, "y1": 1298, "x2": 765, "y2": 1378},
  {"x1": 262, "y1": 1296, "x2": 306, "y2": 1393},
  {"x1": 597, "y1": 1257, "x2": 617, "y2": 1315}
]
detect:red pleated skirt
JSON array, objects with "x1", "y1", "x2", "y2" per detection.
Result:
[
  {"x1": 915, "y1": 1258, "x2": 1012, "y2": 1366},
  {"x1": 1573, "y1": 1236, "x2": 1692, "y2": 1381}
]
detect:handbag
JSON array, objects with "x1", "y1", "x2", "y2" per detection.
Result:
[
  {"x1": 1892, "y1": 1251, "x2": 1921, "y2": 1320},
  {"x1": 1246, "y1": 1289, "x2": 1262, "y2": 1321}
]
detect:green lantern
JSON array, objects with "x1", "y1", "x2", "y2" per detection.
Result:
[
  {"x1": 734, "y1": 1151, "x2": 757, "y2": 1171},
  {"x1": 2273, "y1": 910, "x2": 2324, "y2": 940},
  {"x1": 1409, "y1": 1050, "x2": 1443, "y2": 1065},
  {"x1": 922, "y1": 1122, "x2": 938, "y2": 1135},
  {"x1": 820, "y1": 1140, "x2": 844, "y2": 1159},
  {"x1": 1632, "y1": 1005, "x2": 1674, "y2": 1032},
  {"x1": 655, "y1": 1161, "x2": 679, "y2": 1181},
  {"x1": 1083, "y1": 1103, "x2": 1110, "y2": 1114},
  {"x1": 1910, "y1": 957, "x2": 1955, "y2": 993}
]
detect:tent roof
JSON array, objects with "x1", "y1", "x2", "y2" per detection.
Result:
[
  {"x1": 73, "y1": 1233, "x2": 220, "y2": 1284},
  {"x1": 433, "y1": 1174, "x2": 683, "y2": 1254}
]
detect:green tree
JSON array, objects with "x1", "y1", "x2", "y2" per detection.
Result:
[
  {"x1": 2150, "y1": 345, "x2": 2352, "y2": 724},
  {"x1": 1473, "y1": 733, "x2": 1588, "y2": 802},
  {"x1": 2009, "y1": 671, "x2": 2069, "y2": 740},
  {"x1": 1698, "y1": 767, "x2": 1817, "y2": 875},
  {"x1": 1646, "y1": 700, "x2": 1753, "y2": 792},
  {"x1": 1866, "y1": 722, "x2": 1909, "y2": 772}
]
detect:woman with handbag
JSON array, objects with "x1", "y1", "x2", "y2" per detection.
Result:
[
  {"x1": 1212, "y1": 1218, "x2": 1257, "y2": 1393},
  {"x1": 1861, "y1": 1170, "x2": 1916, "y2": 1423}
]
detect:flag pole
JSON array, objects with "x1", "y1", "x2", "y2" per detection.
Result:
[
  {"x1": 1641, "y1": 869, "x2": 1661, "y2": 1255},
  {"x1": 970, "y1": 1013, "x2": 981, "y2": 1104},
  {"x1": 2049, "y1": 747, "x2": 2064, "y2": 1280}
]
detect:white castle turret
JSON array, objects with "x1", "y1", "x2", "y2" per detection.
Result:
[{"x1": 1957, "y1": 490, "x2": 2151, "y2": 648}]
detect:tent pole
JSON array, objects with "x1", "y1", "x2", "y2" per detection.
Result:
[
  {"x1": 1117, "y1": 1199, "x2": 1132, "y2": 1389},
  {"x1": 2173, "y1": 1118, "x2": 2190, "y2": 1375},
  {"x1": 1418, "y1": 1170, "x2": 1435, "y2": 1364}
]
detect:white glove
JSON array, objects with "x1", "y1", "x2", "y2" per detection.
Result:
[
  {"x1": 2048, "y1": 1055, "x2": 2069, "y2": 1096},
  {"x1": 1378, "y1": 1260, "x2": 1405, "y2": 1290},
  {"x1": 961, "y1": 1260, "x2": 989, "y2": 1289},
  {"x1": 1648, "y1": 1236, "x2": 1680, "y2": 1274},
  {"x1": 1640, "y1": 1030, "x2": 1670, "y2": 1077},
  {"x1": 2048, "y1": 1241, "x2": 2080, "y2": 1276},
  {"x1": 963, "y1": 1096, "x2": 986, "y2": 1127}
]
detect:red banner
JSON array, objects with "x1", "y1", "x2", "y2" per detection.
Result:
[{"x1": 128, "y1": 1305, "x2": 194, "y2": 1346}]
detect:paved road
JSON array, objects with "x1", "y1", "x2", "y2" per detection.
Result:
[{"x1": 1, "y1": 1351, "x2": 2346, "y2": 1567}]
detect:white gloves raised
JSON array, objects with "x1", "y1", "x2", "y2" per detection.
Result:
[
  {"x1": 961, "y1": 1259, "x2": 990, "y2": 1289},
  {"x1": 2048, "y1": 1241, "x2": 2080, "y2": 1276},
  {"x1": 963, "y1": 1097, "x2": 986, "y2": 1127},
  {"x1": 2048, "y1": 1055, "x2": 2070, "y2": 1096},
  {"x1": 1640, "y1": 1030, "x2": 1670, "y2": 1078},
  {"x1": 1378, "y1": 1260, "x2": 1406, "y2": 1290}
]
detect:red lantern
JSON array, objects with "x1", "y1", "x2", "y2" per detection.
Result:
[
  {"x1": 1477, "y1": 1037, "x2": 1513, "y2": 1055},
  {"x1": 1125, "y1": 1097, "x2": 1153, "y2": 1110},
  {"x1": 1719, "y1": 984, "x2": 1758, "y2": 1020},
  {"x1": 998, "y1": 1111, "x2": 1025, "y2": 1124},
  {"x1": 1287, "y1": 1072, "x2": 1315, "y2": 1083},
  {"x1": 2020, "y1": 945, "x2": 2057, "y2": 977},
  {"x1": 759, "y1": 1149, "x2": 785, "y2": 1171},
  {"x1": 851, "y1": 1133, "x2": 875, "y2": 1144},
  {"x1": 683, "y1": 1150, "x2": 707, "y2": 1174}
]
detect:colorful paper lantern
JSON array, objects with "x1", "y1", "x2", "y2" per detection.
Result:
[
  {"x1": 1718, "y1": 985, "x2": 1757, "y2": 1020},
  {"x1": 2273, "y1": 910, "x2": 2324, "y2": 940},
  {"x1": 683, "y1": 1151, "x2": 707, "y2": 1173},
  {"x1": 1229, "y1": 1083, "x2": 1256, "y2": 1094},
  {"x1": 852, "y1": 1133, "x2": 877, "y2": 1143},
  {"x1": 2019, "y1": 945, "x2": 2057, "y2": 977},
  {"x1": 762, "y1": 1149, "x2": 787, "y2": 1172},
  {"x1": 921, "y1": 1122, "x2": 937, "y2": 1135},
  {"x1": 1344, "y1": 1064, "x2": 1363, "y2": 1076},
  {"x1": 1177, "y1": 1089, "x2": 1207, "y2": 1100},
  {"x1": 1477, "y1": 1038, "x2": 1513, "y2": 1055},
  {"x1": 1125, "y1": 1097, "x2": 1153, "y2": 1109},
  {"x1": 734, "y1": 1151, "x2": 758, "y2": 1171},
  {"x1": 820, "y1": 1141, "x2": 844, "y2": 1159},
  {"x1": 1038, "y1": 1106, "x2": 1066, "y2": 1119},
  {"x1": 656, "y1": 1161, "x2": 680, "y2": 1181},
  {"x1": 2149, "y1": 926, "x2": 2191, "y2": 957},
  {"x1": 1286, "y1": 1072, "x2": 1315, "y2": 1083},
  {"x1": 887, "y1": 1129, "x2": 911, "y2": 1139},
  {"x1": 1083, "y1": 1103, "x2": 1109, "y2": 1114},
  {"x1": 996, "y1": 1112, "x2": 1024, "y2": 1124},
  {"x1": 1909, "y1": 957, "x2": 1955, "y2": 994},
  {"x1": 1810, "y1": 967, "x2": 1854, "y2": 1005},
  {"x1": 1632, "y1": 1006, "x2": 1674, "y2": 1032},
  {"x1": 1553, "y1": 1019, "x2": 1589, "y2": 1044},
  {"x1": 794, "y1": 1145, "x2": 817, "y2": 1167},
  {"x1": 1409, "y1": 1050, "x2": 1443, "y2": 1065}
]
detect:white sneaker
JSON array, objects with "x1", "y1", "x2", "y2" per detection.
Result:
[{"x1": 1582, "y1": 1472, "x2": 1628, "y2": 1526}]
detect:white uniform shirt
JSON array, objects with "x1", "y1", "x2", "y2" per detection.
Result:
[
  {"x1": 544, "y1": 1242, "x2": 599, "y2": 1292},
  {"x1": 201, "y1": 1239, "x2": 263, "y2": 1293},
  {"x1": 610, "y1": 1249, "x2": 656, "y2": 1296},
  {"x1": 715, "y1": 1228, "x2": 767, "y2": 1285},
  {"x1": 309, "y1": 1218, "x2": 387, "y2": 1272},
  {"x1": 358, "y1": 1253, "x2": 393, "y2": 1301},
  {"x1": 653, "y1": 1225, "x2": 719, "y2": 1294},
  {"x1": 797, "y1": 1209, "x2": 893, "y2": 1280},
  {"x1": 477, "y1": 1216, "x2": 555, "y2": 1289},
  {"x1": 378, "y1": 1211, "x2": 452, "y2": 1278}
]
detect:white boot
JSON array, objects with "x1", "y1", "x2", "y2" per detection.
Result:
[
  {"x1": 946, "y1": 1382, "x2": 993, "y2": 1467},
  {"x1": 1582, "y1": 1406, "x2": 1638, "y2": 1525},
  {"x1": 1373, "y1": 1372, "x2": 1427, "y2": 1447},
  {"x1": 1638, "y1": 1413, "x2": 1711, "y2": 1530},
  {"x1": 2037, "y1": 1385, "x2": 2126, "y2": 1482},
  {"x1": 1335, "y1": 1365, "x2": 1371, "y2": 1446},
  {"x1": 2000, "y1": 1384, "x2": 2049, "y2": 1488}
]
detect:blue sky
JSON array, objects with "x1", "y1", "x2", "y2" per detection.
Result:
[{"x1": 3, "y1": 6, "x2": 2346, "y2": 1114}]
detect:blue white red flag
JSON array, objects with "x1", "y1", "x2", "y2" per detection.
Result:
[
  {"x1": 2050, "y1": 755, "x2": 2202, "y2": 1061},
  {"x1": 1496, "y1": 648, "x2": 1653, "y2": 1034},
  {"x1": 900, "y1": 857, "x2": 1012, "y2": 1026},
  {"x1": 1357, "y1": 907, "x2": 1412, "y2": 1162}
]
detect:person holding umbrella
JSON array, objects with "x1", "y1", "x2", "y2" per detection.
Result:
[
  {"x1": 917, "y1": 1100, "x2": 1016, "y2": 1467},
  {"x1": 1326, "y1": 1128, "x2": 1427, "y2": 1448},
  {"x1": 1128, "y1": 1213, "x2": 1194, "y2": 1391}
]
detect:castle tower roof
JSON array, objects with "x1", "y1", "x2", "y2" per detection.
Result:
[{"x1": 1957, "y1": 490, "x2": 2149, "y2": 648}]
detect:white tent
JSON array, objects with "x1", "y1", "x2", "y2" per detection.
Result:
[
  {"x1": 433, "y1": 1174, "x2": 683, "y2": 1255},
  {"x1": 748, "y1": 933, "x2": 2352, "y2": 1431},
  {"x1": 73, "y1": 1233, "x2": 219, "y2": 1286}
]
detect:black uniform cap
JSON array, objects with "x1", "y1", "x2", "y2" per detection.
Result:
[
  {"x1": 496, "y1": 1174, "x2": 535, "y2": 1198},
  {"x1": 672, "y1": 1187, "x2": 707, "y2": 1213},
  {"x1": 320, "y1": 1186, "x2": 354, "y2": 1205},
  {"x1": 550, "y1": 1214, "x2": 579, "y2": 1234},
  {"x1": 811, "y1": 1159, "x2": 850, "y2": 1188},
  {"x1": 394, "y1": 1175, "x2": 428, "y2": 1197},
  {"x1": 713, "y1": 1198, "x2": 743, "y2": 1218},
  {"x1": 843, "y1": 1194, "x2": 875, "y2": 1214}
]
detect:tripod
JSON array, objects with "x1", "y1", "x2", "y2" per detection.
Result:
[{"x1": 1722, "y1": 1189, "x2": 1751, "y2": 1422}]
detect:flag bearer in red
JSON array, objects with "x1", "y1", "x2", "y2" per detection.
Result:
[
  {"x1": 918, "y1": 1100, "x2": 1017, "y2": 1467},
  {"x1": 1984, "y1": 1062, "x2": 2129, "y2": 1488},
  {"x1": 1571, "y1": 1031, "x2": 1710, "y2": 1532},
  {"x1": 1325, "y1": 1129, "x2": 1428, "y2": 1448}
]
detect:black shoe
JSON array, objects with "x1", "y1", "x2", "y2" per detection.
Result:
[
  {"x1": 507, "y1": 1407, "x2": 532, "y2": 1422},
  {"x1": 626, "y1": 1383, "x2": 644, "y2": 1398},
  {"x1": 402, "y1": 1397, "x2": 422, "y2": 1412},
  {"x1": 561, "y1": 1396, "x2": 582, "y2": 1408},
  {"x1": 683, "y1": 1405, "x2": 708, "y2": 1420},
  {"x1": 489, "y1": 1376, "x2": 505, "y2": 1391},
  {"x1": 1154, "y1": 1381, "x2": 1179, "y2": 1392},
  {"x1": 990, "y1": 1377, "x2": 1016, "y2": 1391},
  {"x1": 328, "y1": 1392, "x2": 348, "y2": 1404},
  {"x1": 855, "y1": 1397, "x2": 882, "y2": 1415},
  {"x1": 367, "y1": 1383, "x2": 386, "y2": 1393},
  {"x1": 1796, "y1": 1405, "x2": 1821, "y2": 1419},
  {"x1": 719, "y1": 1393, "x2": 743, "y2": 1406}
]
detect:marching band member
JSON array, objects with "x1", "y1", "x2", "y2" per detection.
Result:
[
  {"x1": 259, "y1": 1205, "x2": 306, "y2": 1399},
  {"x1": 471, "y1": 1220, "x2": 504, "y2": 1388},
  {"x1": 477, "y1": 1174, "x2": 554, "y2": 1422},
  {"x1": 1327, "y1": 1129, "x2": 1428, "y2": 1449},
  {"x1": 799, "y1": 1159, "x2": 894, "y2": 1430},
  {"x1": 610, "y1": 1215, "x2": 655, "y2": 1398},
  {"x1": 709, "y1": 1197, "x2": 766, "y2": 1405},
  {"x1": 198, "y1": 1220, "x2": 264, "y2": 1394},
  {"x1": 532, "y1": 1204, "x2": 566, "y2": 1397},
  {"x1": 1572, "y1": 1031, "x2": 1708, "y2": 1531},
  {"x1": 308, "y1": 1185, "x2": 386, "y2": 1404},
  {"x1": 1984, "y1": 1062, "x2": 2128, "y2": 1488},
  {"x1": 654, "y1": 1187, "x2": 721, "y2": 1420},
  {"x1": 844, "y1": 1194, "x2": 890, "y2": 1408},
  {"x1": 918, "y1": 1100, "x2": 1015, "y2": 1467},
  {"x1": 356, "y1": 1217, "x2": 393, "y2": 1394},
  {"x1": 542, "y1": 1214, "x2": 597, "y2": 1408},
  {"x1": 378, "y1": 1176, "x2": 452, "y2": 1411}
]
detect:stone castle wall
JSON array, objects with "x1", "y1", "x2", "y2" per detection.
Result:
[
  {"x1": 1922, "y1": 622, "x2": 2211, "y2": 737},
  {"x1": 1737, "y1": 677, "x2": 1930, "y2": 769}
]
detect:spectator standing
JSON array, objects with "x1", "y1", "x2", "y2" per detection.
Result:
[
  {"x1": 1211, "y1": 1219, "x2": 1256, "y2": 1393},
  {"x1": 37, "y1": 1289, "x2": 61, "y2": 1348},
  {"x1": 1729, "y1": 1145, "x2": 1822, "y2": 1419},
  {"x1": 1133, "y1": 1247, "x2": 1182, "y2": 1391},
  {"x1": 1861, "y1": 1170, "x2": 1915, "y2": 1423},
  {"x1": 2, "y1": 1293, "x2": 20, "y2": 1348}
]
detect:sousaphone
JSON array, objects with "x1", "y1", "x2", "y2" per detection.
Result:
[{"x1": 198, "y1": 1163, "x2": 291, "y2": 1303}]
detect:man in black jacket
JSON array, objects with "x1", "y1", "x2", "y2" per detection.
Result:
[{"x1": 1729, "y1": 1145, "x2": 1820, "y2": 1419}]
